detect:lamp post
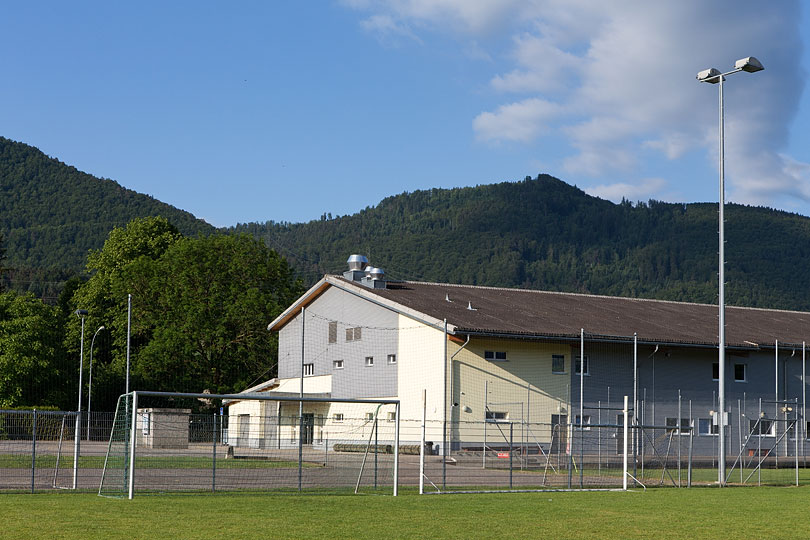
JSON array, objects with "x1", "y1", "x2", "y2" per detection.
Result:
[
  {"x1": 73, "y1": 309, "x2": 88, "y2": 489},
  {"x1": 697, "y1": 56, "x2": 764, "y2": 485},
  {"x1": 87, "y1": 326, "x2": 105, "y2": 441}
]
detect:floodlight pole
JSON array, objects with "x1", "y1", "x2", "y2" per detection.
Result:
[{"x1": 697, "y1": 56, "x2": 763, "y2": 486}]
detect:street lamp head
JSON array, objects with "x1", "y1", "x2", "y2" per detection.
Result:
[
  {"x1": 98, "y1": 326, "x2": 106, "y2": 331},
  {"x1": 735, "y1": 56, "x2": 763, "y2": 73},
  {"x1": 697, "y1": 67, "x2": 722, "y2": 83},
  {"x1": 75, "y1": 309, "x2": 88, "y2": 317}
]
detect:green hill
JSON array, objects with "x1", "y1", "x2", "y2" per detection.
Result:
[
  {"x1": 233, "y1": 175, "x2": 810, "y2": 311},
  {"x1": 0, "y1": 137, "x2": 215, "y2": 299}
]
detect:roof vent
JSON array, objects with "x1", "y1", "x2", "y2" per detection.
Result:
[
  {"x1": 369, "y1": 267, "x2": 385, "y2": 280},
  {"x1": 347, "y1": 254, "x2": 368, "y2": 271}
]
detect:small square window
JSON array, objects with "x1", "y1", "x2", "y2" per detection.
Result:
[
  {"x1": 387, "y1": 354, "x2": 397, "y2": 365},
  {"x1": 574, "y1": 355, "x2": 589, "y2": 376},
  {"x1": 365, "y1": 356, "x2": 374, "y2": 367},
  {"x1": 574, "y1": 414, "x2": 591, "y2": 430},
  {"x1": 698, "y1": 418, "x2": 719, "y2": 435},
  {"x1": 552, "y1": 354, "x2": 565, "y2": 374},
  {"x1": 485, "y1": 411, "x2": 507, "y2": 423},
  {"x1": 666, "y1": 417, "x2": 690, "y2": 435},
  {"x1": 303, "y1": 363, "x2": 314, "y2": 376},
  {"x1": 333, "y1": 359, "x2": 344, "y2": 370},
  {"x1": 387, "y1": 412, "x2": 396, "y2": 422},
  {"x1": 333, "y1": 413, "x2": 344, "y2": 423},
  {"x1": 734, "y1": 363, "x2": 746, "y2": 382},
  {"x1": 354, "y1": 327, "x2": 362, "y2": 341},
  {"x1": 484, "y1": 351, "x2": 507, "y2": 362},
  {"x1": 750, "y1": 419, "x2": 774, "y2": 437},
  {"x1": 366, "y1": 412, "x2": 374, "y2": 421}
]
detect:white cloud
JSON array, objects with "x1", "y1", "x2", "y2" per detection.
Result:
[
  {"x1": 586, "y1": 177, "x2": 668, "y2": 203},
  {"x1": 345, "y1": 1, "x2": 808, "y2": 213},
  {"x1": 359, "y1": 14, "x2": 423, "y2": 45},
  {"x1": 472, "y1": 98, "x2": 562, "y2": 143}
]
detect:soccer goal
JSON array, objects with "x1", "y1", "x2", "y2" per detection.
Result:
[{"x1": 99, "y1": 391, "x2": 400, "y2": 498}]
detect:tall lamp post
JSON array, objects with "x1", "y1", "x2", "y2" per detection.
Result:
[
  {"x1": 697, "y1": 56, "x2": 764, "y2": 485},
  {"x1": 73, "y1": 309, "x2": 88, "y2": 489},
  {"x1": 87, "y1": 326, "x2": 105, "y2": 441}
]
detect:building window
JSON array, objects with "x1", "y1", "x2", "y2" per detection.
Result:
[
  {"x1": 574, "y1": 355, "x2": 589, "y2": 376},
  {"x1": 552, "y1": 354, "x2": 565, "y2": 374},
  {"x1": 328, "y1": 321, "x2": 337, "y2": 344},
  {"x1": 666, "y1": 417, "x2": 690, "y2": 435},
  {"x1": 365, "y1": 356, "x2": 374, "y2": 367},
  {"x1": 698, "y1": 418, "x2": 719, "y2": 436},
  {"x1": 366, "y1": 413, "x2": 374, "y2": 421},
  {"x1": 484, "y1": 351, "x2": 507, "y2": 362},
  {"x1": 712, "y1": 362, "x2": 719, "y2": 381},
  {"x1": 346, "y1": 327, "x2": 362, "y2": 342},
  {"x1": 485, "y1": 411, "x2": 508, "y2": 423},
  {"x1": 574, "y1": 414, "x2": 591, "y2": 430},
  {"x1": 303, "y1": 363, "x2": 314, "y2": 376},
  {"x1": 387, "y1": 412, "x2": 396, "y2": 422},
  {"x1": 387, "y1": 354, "x2": 397, "y2": 365},
  {"x1": 333, "y1": 359, "x2": 344, "y2": 370},
  {"x1": 333, "y1": 413, "x2": 344, "y2": 423},
  {"x1": 734, "y1": 363, "x2": 747, "y2": 382},
  {"x1": 750, "y1": 419, "x2": 774, "y2": 437}
]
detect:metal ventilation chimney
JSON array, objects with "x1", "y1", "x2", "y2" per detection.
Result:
[{"x1": 344, "y1": 254, "x2": 368, "y2": 281}]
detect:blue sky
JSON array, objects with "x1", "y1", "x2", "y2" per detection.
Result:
[{"x1": 2, "y1": 2, "x2": 808, "y2": 227}]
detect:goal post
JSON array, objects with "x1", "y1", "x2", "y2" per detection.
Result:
[{"x1": 99, "y1": 391, "x2": 400, "y2": 498}]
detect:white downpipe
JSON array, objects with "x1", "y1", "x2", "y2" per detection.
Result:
[{"x1": 419, "y1": 389, "x2": 426, "y2": 495}]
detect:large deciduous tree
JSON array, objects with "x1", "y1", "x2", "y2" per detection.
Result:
[{"x1": 69, "y1": 218, "x2": 302, "y2": 409}]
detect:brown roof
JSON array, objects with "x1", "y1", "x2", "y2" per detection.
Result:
[{"x1": 352, "y1": 278, "x2": 810, "y2": 349}]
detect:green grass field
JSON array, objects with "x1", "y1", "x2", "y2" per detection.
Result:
[{"x1": 4, "y1": 487, "x2": 810, "y2": 540}]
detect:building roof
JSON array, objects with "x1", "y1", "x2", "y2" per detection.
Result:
[{"x1": 270, "y1": 275, "x2": 810, "y2": 350}]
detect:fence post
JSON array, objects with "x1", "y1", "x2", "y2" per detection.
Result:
[
  {"x1": 31, "y1": 409, "x2": 37, "y2": 494},
  {"x1": 393, "y1": 401, "x2": 400, "y2": 497},
  {"x1": 419, "y1": 390, "x2": 426, "y2": 495},
  {"x1": 623, "y1": 396, "x2": 628, "y2": 491},
  {"x1": 509, "y1": 422, "x2": 513, "y2": 489},
  {"x1": 212, "y1": 412, "x2": 217, "y2": 493}
]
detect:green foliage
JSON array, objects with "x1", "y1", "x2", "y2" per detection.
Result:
[
  {"x1": 234, "y1": 175, "x2": 810, "y2": 311},
  {"x1": 0, "y1": 136, "x2": 215, "y2": 299},
  {"x1": 67, "y1": 221, "x2": 303, "y2": 409},
  {"x1": 0, "y1": 291, "x2": 65, "y2": 408}
]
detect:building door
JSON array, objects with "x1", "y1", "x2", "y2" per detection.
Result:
[
  {"x1": 301, "y1": 413, "x2": 315, "y2": 445},
  {"x1": 238, "y1": 414, "x2": 250, "y2": 447},
  {"x1": 551, "y1": 414, "x2": 567, "y2": 454}
]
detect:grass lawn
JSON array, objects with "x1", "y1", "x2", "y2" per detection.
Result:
[{"x1": 3, "y1": 486, "x2": 810, "y2": 540}]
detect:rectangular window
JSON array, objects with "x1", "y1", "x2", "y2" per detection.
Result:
[
  {"x1": 387, "y1": 412, "x2": 396, "y2": 422},
  {"x1": 734, "y1": 363, "x2": 747, "y2": 382},
  {"x1": 333, "y1": 359, "x2": 344, "y2": 370},
  {"x1": 485, "y1": 411, "x2": 508, "y2": 423},
  {"x1": 333, "y1": 413, "x2": 344, "y2": 423},
  {"x1": 387, "y1": 354, "x2": 397, "y2": 365},
  {"x1": 574, "y1": 414, "x2": 591, "y2": 430},
  {"x1": 365, "y1": 356, "x2": 374, "y2": 367},
  {"x1": 366, "y1": 413, "x2": 374, "y2": 421},
  {"x1": 698, "y1": 418, "x2": 719, "y2": 435},
  {"x1": 574, "y1": 355, "x2": 589, "y2": 376},
  {"x1": 303, "y1": 363, "x2": 314, "y2": 376},
  {"x1": 328, "y1": 321, "x2": 337, "y2": 344},
  {"x1": 666, "y1": 417, "x2": 690, "y2": 435},
  {"x1": 345, "y1": 327, "x2": 362, "y2": 342},
  {"x1": 484, "y1": 351, "x2": 507, "y2": 362},
  {"x1": 750, "y1": 419, "x2": 774, "y2": 437},
  {"x1": 712, "y1": 362, "x2": 719, "y2": 381},
  {"x1": 552, "y1": 354, "x2": 565, "y2": 374}
]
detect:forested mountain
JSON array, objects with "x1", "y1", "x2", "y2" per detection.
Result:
[
  {"x1": 0, "y1": 137, "x2": 215, "y2": 298},
  {"x1": 233, "y1": 175, "x2": 810, "y2": 311}
]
